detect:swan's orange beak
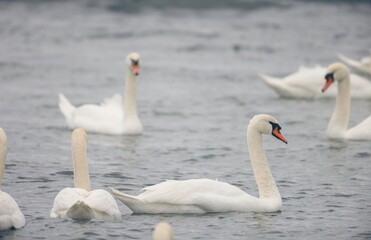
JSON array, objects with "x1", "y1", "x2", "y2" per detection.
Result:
[
  {"x1": 322, "y1": 73, "x2": 334, "y2": 92},
  {"x1": 131, "y1": 63, "x2": 140, "y2": 76},
  {"x1": 272, "y1": 128, "x2": 288, "y2": 144}
]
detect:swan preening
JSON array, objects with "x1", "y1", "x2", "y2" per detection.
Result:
[
  {"x1": 153, "y1": 222, "x2": 174, "y2": 240},
  {"x1": 338, "y1": 53, "x2": 371, "y2": 77},
  {"x1": 322, "y1": 63, "x2": 371, "y2": 140},
  {"x1": 0, "y1": 128, "x2": 26, "y2": 231},
  {"x1": 259, "y1": 66, "x2": 371, "y2": 99},
  {"x1": 59, "y1": 52, "x2": 143, "y2": 135},
  {"x1": 110, "y1": 114, "x2": 287, "y2": 214},
  {"x1": 50, "y1": 128, "x2": 121, "y2": 221}
]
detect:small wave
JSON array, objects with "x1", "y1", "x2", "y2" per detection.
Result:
[
  {"x1": 104, "y1": 0, "x2": 291, "y2": 12},
  {"x1": 354, "y1": 152, "x2": 371, "y2": 158},
  {"x1": 55, "y1": 170, "x2": 73, "y2": 176}
]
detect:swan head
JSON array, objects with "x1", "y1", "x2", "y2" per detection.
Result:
[
  {"x1": 249, "y1": 114, "x2": 288, "y2": 144},
  {"x1": 322, "y1": 62, "x2": 349, "y2": 92},
  {"x1": 152, "y1": 222, "x2": 174, "y2": 240},
  {"x1": 126, "y1": 52, "x2": 141, "y2": 76}
]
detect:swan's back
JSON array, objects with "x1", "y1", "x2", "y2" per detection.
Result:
[
  {"x1": 114, "y1": 179, "x2": 281, "y2": 213},
  {"x1": 0, "y1": 191, "x2": 26, "y2": 230},
  {"x1": 51, "y1": 187, "x2": 121, "y2": 221}
]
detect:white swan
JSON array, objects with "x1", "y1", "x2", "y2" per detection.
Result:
[
  {"x1": 153, "y1": 222, "x2": 174, "y2": 240},
  {"x1": 338, "y1": 53, "x2": 371, "y2": 77},
  {"x1": 59, "y1": 52, "x2": 143, "y2": 135},
  {"x1": 259, "y1": 66, "x2": 371, "y2": 99},
  {"x1": 110, "y1": 114, "x2": 288, "y2": 214},
  {"x1": 50, "y1": 128, "x2": 121, "y2": 221},
  {"x1": 0, "y1": 128, "x2": 26, "y2": 231},
  {"x1": 322, "y1": 63, "x2": 371, "y2": 140}
]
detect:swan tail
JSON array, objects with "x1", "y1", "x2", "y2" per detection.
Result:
[
  {"x1": 259, "y1": 73, "x2": 290, "y2": 96},
  {"x1": 109, "y1": 187, "x2": 145, "y2": 211},
  {"x1": 259, "y1": 73, "x2": 282, "y2": 86},
  {"x1": 338, "y1": 54, "x2": 358, "y2": 67},
  {"x1": 66, "y1": 200, "x2": 95, "y2": 220},
  {"x1": 58, "y1": 94, "x2": 76, "y2": 127}
]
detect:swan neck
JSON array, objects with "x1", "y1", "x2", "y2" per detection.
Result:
[
  {"x1": 71, "y1": 134, "x2": 91, "y2": 191},
  {"x1": 123, "y1": 71, "x2": 139, "y2": 121},
  {"x1": 247, "y1": 128, "x2": 280, "y2": 199},
  {"x1": 327, "y1": 76, "x2": 350, "y2": 138},
  {"x1": 0, "y1": 136, "x2": 6, "y2": 187}
]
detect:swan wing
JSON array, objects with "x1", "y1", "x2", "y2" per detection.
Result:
[
  {"x1": 347, "y1": 115, "x2": 371, "y2": 140},
  {"x1": 84, "y1": 189, "x2": 121, "y2": 221},
  {"x1": 0, "y1": 191, "x2": 25, "y2": 230},
  {"x1": 64, "y1": 94, "x2": 124, "y2": 134},
  {"x1": 338, "y1": 54, "x2": 371, "y2": 76},
  {"x1": 138, "y1": 179, "x2": 248, "y2": 203},
  {"x1": 50, "y1": 187, "x2": 88, "y2": 218}
]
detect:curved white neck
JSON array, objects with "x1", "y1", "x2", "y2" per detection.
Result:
[
  {"x1": 0, "y1": 134, "x2": 6, "y2": 187},
  {"x1": 123, "y1": 71, "x2": 139, "y2": 122},
  {"x1": 72, "y1": 133, "x2": 91, "y2": 191},
  {"x1": 247, "y1": 127, "x2": 280, "y2": 199},
  {"x1": 327, "y1": 76, "x2": 350, "y2": 138}
]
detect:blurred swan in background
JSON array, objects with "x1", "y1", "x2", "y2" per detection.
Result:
[
  {"x1": 259, "y1": 65, "x2": 371, "y2": 99},
  {"x1": 50, "y1": 128, "x2": 121, "y2": 221},
  {"x1": 153, "y1": 222, "x2": 174, "y2": 240},
  {"x1": 111, "y1": 114, "x2": 287, "y2": 214},
  {"x1": 338, "y1": 52, "x2": 371, "y2": 77},
  {"x1": 322, "y1": 63, "x2": 371, "y2": 140},
  {"x1": 59, "y1": 52, "x2": 143, "y2": 135},
  {"x1": 0, "y1": 128, "x2": 25, "y2": 231}
]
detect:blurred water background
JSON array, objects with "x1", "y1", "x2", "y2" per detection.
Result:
[{"x1": 0, "y1": 0, "x2": 371, "y2": 239}]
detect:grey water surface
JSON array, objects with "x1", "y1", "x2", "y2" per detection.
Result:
[{"x1": 0, "y1": 0, "x2": 371, "y2": 239}]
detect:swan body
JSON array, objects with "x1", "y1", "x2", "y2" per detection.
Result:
[
  {"x1": 153, "y1": 222, "x2": 174, "y2": 240},
  {"x1": 322, "y1": 63, "x2": 371, "y2": 140},
  {"x1": 59, "y1": 52, "x2": 143, "y2": 135},
  {"x1": 0, "y1": 128, "x2": 26, "y2": 231},
  {"x1": 111, "y1": 114, "x2": 288, "y2": 214},
  {"x1": 338, "y1": 53, "x2": 371, "y2": 77},
  {"x1": 50, "y1": 128, "x2": 121, "y2": 221},
  {"x1": 259, "y1": 66, "x2": 371, "y2": 99}
]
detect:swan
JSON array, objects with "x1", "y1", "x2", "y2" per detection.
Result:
[
  {"x1": 153, "y1": 222, "x2": 174, "y2": 240},
  {"x1": 322, "y1": 63, "x2": 371, "y2": 140},
  {"x1": 110, "y1": 114, "x2": 288, "y2": 214},
  {"x1": 50, "y1": 128, "x2": 121, "y2": 221},
  {"x1": 259, "y1": 66, "x2": 371, "y2": 99},
  {"x1": 0, "y1": 128, "x2": 26, "y2": 231},
  {"x1": 338, "y1": 53, "x2": 371, "y2": 77},
  {"x1": 59, "y1": 52, "x2": 143, "y2": 135}
]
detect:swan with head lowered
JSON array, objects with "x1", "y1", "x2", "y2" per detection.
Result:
[
  {"x1": 50, "y1": 128, "x2": 121, "y2": 221},
  {"x1": 259, "y1": 66, "x2": 371, "y2": 99},
  {"x1": 110, "y1": 114, "x2": 288, "y2": 214},
  {"x1": 322, "y1": 63, "x2": 371, "y2": 140},
  {"x1": 59, "y1": 52, "x2": 143, "y2": 135},
  {"x1": 338, "y1": 53, "x2": 371, "y2": 77},
  {"x1": 0, "y1": 128, "x2": 26, "y2": 231}
]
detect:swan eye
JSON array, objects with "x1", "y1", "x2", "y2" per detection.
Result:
[
  {"x1": 325, "y1": 72, "x2": 334, "y2": 81},
  {"x1": 269, "y1": 121, "x2": 281, "y2": 132}
]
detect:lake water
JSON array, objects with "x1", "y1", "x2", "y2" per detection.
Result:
[{"x1": 0, "y1": 0, "x2": 371, "y2": 239}]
